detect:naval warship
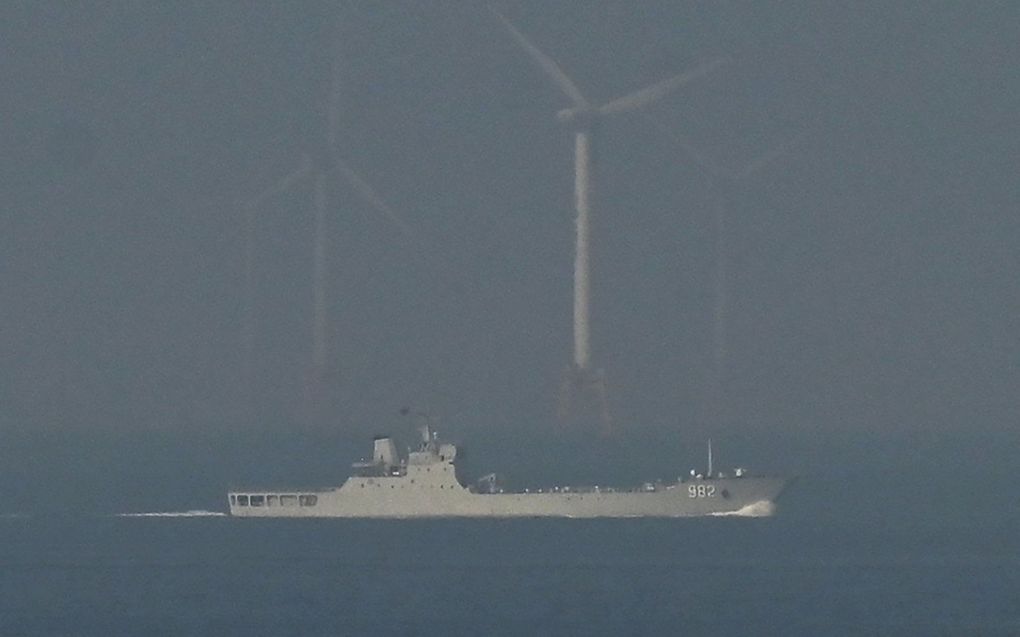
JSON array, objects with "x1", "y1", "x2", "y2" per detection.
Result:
[{"x1": 228, "y1": 425, "x2": 791, "y2": 518}]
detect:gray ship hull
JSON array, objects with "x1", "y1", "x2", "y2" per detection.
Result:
[{"x1": 229, "y1": 476, "x2": 789, "y2": 518}]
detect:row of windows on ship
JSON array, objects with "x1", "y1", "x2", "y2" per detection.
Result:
[{"x1": 231, "y1": 494, "x2": 318, "y2": 507}]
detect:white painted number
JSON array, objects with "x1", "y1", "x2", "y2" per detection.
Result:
[{"x1": 688, "y1": 484, "x2": 716, "y2": 498}]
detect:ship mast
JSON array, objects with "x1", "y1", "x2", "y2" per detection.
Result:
[{"x1": 707, "y1": 438, "x2": 714, "y2": 478}]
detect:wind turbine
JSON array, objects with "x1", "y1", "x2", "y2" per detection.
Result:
[
  {"x1": 652, "y1": 120, "x2": 807, "y2": 428},
  {"x1": 244, "y1": 54, "x2": 409, "y2": 424},
  {"x1": 492, "y1": 8, "x2": 726, "y2": 433}
]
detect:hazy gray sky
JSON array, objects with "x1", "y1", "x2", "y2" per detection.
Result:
[{"x1": 2, "y1": 1, "x2": 1017, "y2": 460}]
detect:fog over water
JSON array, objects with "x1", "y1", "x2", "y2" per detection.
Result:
[{"x1": 1, "y1": 3, "x2": 1017, "y2": 514}]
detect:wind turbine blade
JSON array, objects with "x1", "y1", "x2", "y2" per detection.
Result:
[
  {"x1": 333, "y1": 156, "x2": 411, "y2": 235},
  {"x1": 598, "y1": 57, "x2": 728, "y2": 115},
  {"x1": 241, "y1": 196, "x2": 257, "y2": 401},
  {"x1": 247, "y1": 155, "x2": 314, "y2": 209},
  {"x1": 311, "y1": 172, "x2": 329, "y2": 376},
  {"x1": 490, "y1": 6, "x2": 589, "y2": 107},
  {"x1": 649, "y1": 113, "x2": 810, "y2": 181},
  {"x1": 327, "y1": 56, "x2": 342, "y2": 147},
  {"x1": 644, "y1": 114, "x2": 726, "y2": 177},
  {"x1": 735, "y1": 129, "x2": 810, "y2": 179}
]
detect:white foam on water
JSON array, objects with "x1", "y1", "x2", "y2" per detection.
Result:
[
  {"x1": 115, "y1": 510, "x2": 226, "y2": 518},
  {"x1": 709, "y1": 500, "x2": 776, "y2": 517}
]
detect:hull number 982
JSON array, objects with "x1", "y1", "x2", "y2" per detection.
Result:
[{"x1": 688, "y1": 484, "x2": 716, "y2": 498}]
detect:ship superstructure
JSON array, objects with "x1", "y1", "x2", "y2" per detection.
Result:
[{"x1": 228, "y1": 425, "x2": 790, "y2": 518}]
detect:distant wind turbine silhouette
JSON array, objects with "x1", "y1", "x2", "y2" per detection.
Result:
[
  {"x1": 243, "y1": 54, "x2": 409, "y2": 423},
  {"x1": 492, "y1": 8, "x2": 726, "y2": 433},
  {"x1": 652, "y1": 120, "x2": 807, "y2": 427}
]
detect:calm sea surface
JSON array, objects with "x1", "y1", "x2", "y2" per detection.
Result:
[{"x1": 2, "y1": 488, "x2": 1018, "y2": 637}]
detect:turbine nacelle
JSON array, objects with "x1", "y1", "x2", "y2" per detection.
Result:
[{"x1": 556, "y1": 106, "x2": 598, "y2": 129}]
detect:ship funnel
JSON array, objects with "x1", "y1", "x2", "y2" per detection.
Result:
[{"x1": 373, "y1": 436, "x2": 398, "y2": 468}]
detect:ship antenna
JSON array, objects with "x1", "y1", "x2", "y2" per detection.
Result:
[
  {"x1": 707, "y1": 438, "x2": 713, "y2": 478},
  {"x1": 401, "y1": 406, "x2": 436, "y2": 450}
]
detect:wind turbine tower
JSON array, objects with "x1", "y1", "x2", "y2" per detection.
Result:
[
  {"x1": 244, "y1": 53, "x2": 409, "y2": 425},
  {"x1": 492, "y1": 9, "x2": 725, "y2": 433},
  {"x1": 653, "y1": 122, "x2": 806, "y2": 428}
]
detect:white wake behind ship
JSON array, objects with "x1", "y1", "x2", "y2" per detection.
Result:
[{"x1": 228, "y1": 425, "x2": 791, "y2": 518}]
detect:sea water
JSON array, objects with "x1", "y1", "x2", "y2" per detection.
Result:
[{"x1": 2, "y1": 492, "x2": 1018, "y2": 637}]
